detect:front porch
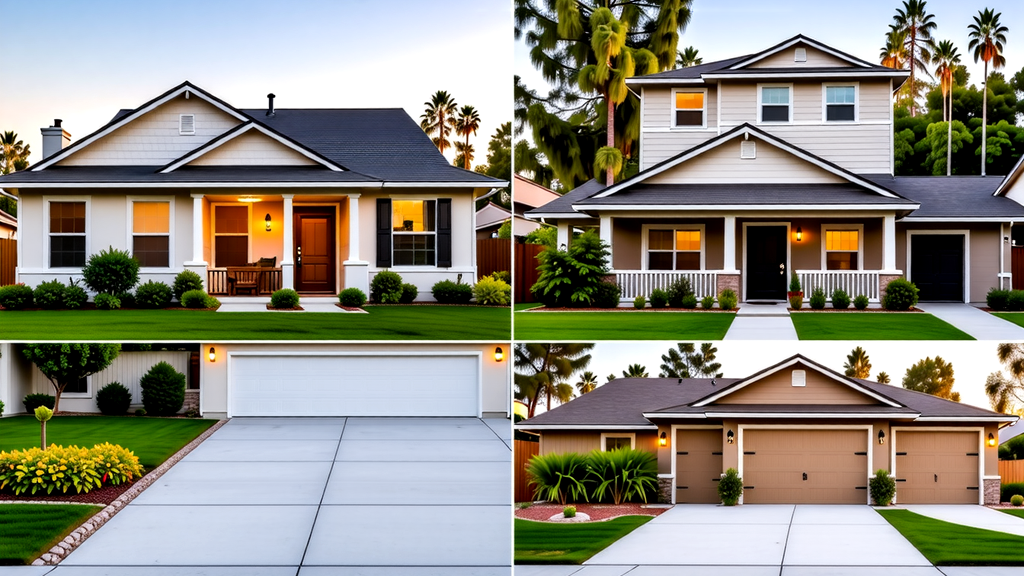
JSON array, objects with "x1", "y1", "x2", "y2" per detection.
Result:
[{"x1": 613, "y1": 269, "x2": 884, "y2": 302}]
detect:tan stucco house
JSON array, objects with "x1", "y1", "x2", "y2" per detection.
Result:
[
  {"x1": 527, "y1": 35, "x2": 1024, "y2": 304},
  {"x1": 0, "y1": 82, "x2": 503, "y2": 300},
  {"x1": 516, "y1": 354, "x2": 1017, "y2": 505}
]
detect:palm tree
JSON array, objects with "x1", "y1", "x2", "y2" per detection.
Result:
[
  {"x1": 880, "y1": 27, "x2": 910, "y2": 108},
  {"x1": 893, "y1": 0, "x2": 937, "y2": 116},
  {"x1": 933, "y1": 40, "x2": 962, "y2": 176},
  {"x1": 514, "y1": 343, "x2": 594, "y2": 416},
  {"x1": 453, "y1": 141, "x2": 475, "y2": 169},
  {"x1": 622, "y1": 364, "x2": 648, "y2": 378},
  {"x1": 968, "y1": 8, "x2": 1009, "y2": 176},
  {"x1": 876, "y1": 372, "x2": 891, "y2": 384},
  {"x1": 676, "y1": 46, "x2": 702, "y2": 67},
  {"x1": 844, "y1": 347, "x2": 872, "y2": 379},
  {"x1": 453, "y1": 105, "x2": 481, "y2": 170},
  {"x1": 0, "y1": 131, "x2": 31, "y2": 175},
  {"x1": 419, "y1": 91, "x2": 458, "y2": 156},
  {"x1": 575, "y1": 371, "x2": 599, "y2": 395}
]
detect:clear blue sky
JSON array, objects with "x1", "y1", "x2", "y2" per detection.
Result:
[{"x1": 1, "y1": 0, "x2": 511, "y2": 166}]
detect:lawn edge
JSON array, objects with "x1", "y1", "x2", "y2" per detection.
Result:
[
  {"x1": 29, "y1": 418, "x2": 228, "y2": 566},
  {"x1": 514, "y1": 515, "x2": 654, "y2": 565}
]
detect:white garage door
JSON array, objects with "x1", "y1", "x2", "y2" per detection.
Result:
[{"x1": 230, "y1": 354, "x2": 480, "y2": 417}]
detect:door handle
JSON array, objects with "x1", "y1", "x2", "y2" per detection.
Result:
[
  {"x1": 934, "y1": 474, "x2": 938, "y2": 483},
  {"x1": 802, "y1": 472, "x2": 807, "y2": 481},
  {"x1": 296, "y1": 245, "x2": 302, "y2": 266}
]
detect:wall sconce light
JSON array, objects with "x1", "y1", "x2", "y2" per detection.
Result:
[
  {"x1": 265, "y1": 214, "x2": 272, "y2": 232},
  {"x1": 494, "y1": 347, "x2": 504, "y2": 362},
  {"x1": 726, "y1": 430, "x2": 734, "y2": 444},
  {"x1": 795, "y1": 227, "x2": 803, "y2": 242},
  {"x1": 208, "y1": 347, "x2": 216, "y2": 362},
  {"x1": 988, "y1": 432, "x2": 997, "y2": 447},
  {"x1": 659, "y1": 432, "x2": 668, "y2": 447},
  {"x1": 878, "y1": 430, "x2": 886, "y2": 445},
  {"x1": 559, "y1": 243, "x2": 567, "y2": 250}
]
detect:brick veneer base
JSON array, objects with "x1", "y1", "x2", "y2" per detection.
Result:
[
  {"x1": 716, "y1": 274, "x2": 740, "y2": 298},
  {"x1": 984, "y1": 478, "x2": 1000, "y2": 505},
  {"x1": 879, "y1": 274, "x2": 903, "y2": 303},
  {"x1": 658, "y1": 476, "x2": 674, "y2": 504},
  {"x1": 183, "y1": 390, "x2": 200, "y2": 413}
]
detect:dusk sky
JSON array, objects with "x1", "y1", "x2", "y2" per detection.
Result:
[{"x1": 1, "y1": 0, "x2": 511, "y2": 167}]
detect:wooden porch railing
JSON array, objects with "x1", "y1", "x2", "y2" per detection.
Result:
[
  {"x1": 207, "y1": 268, "x2": 283, "y2": 296},
  {"x1": 614, "y1": 270, "x2": 719, "y2": 300},
  {"x1": 797, "y1": 270, "x2": 880, "y2": 302}
]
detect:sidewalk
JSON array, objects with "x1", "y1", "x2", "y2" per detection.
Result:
[
  {"x1": 724, "y1": 303, "x2": 798, "y2": 340},
  {"x1": 914, "y1": 303, "x2": 1024, "y2": 340}
]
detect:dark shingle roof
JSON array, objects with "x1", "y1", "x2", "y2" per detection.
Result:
[
  {"x1": 629, "y1": 55, "x2": 750, "y2": 80},
  {"x1": 856, "y1": 379, "x2": 1011, "y2": 420},
  {"x1": 864, "y1": 175, "x2": 1024, "y2": 219},
  {"x1": 0, "y1": 165, "x2": 377, "y2": 184},
  {"x1": 524, "y1": 178, "x2": 606, "y2": 217},
  {"x1": 573, "y1": 183, "x2": 917, "y2": 208}
]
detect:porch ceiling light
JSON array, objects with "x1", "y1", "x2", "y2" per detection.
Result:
[
  {"x1": 208, "y1": 347, "x2": 216, "y2": 362},
  {"x1": 988, "y1": 433, "x2": 997, "y2": 447},
  {"x1": 726, "y1": 429, "x2": 734, "y2": 444},
  {"x1": 265, "y1": 214, "x2": 272, "y2": 232},
  {"x1": 878, "y1": 430, "x2": 885, "y2": 445},
  {"x1": 659, "y1": 432, "x2": 668, "y2": 447},
  {"x1": 494, "y1": 347, "x2": 504, "y2": 362},
  {"x1": 795, "y1": 227, "x2": 803, "y2": 242},
  {"x1": 238, "y1": 196, "x2": 261, "y2": 203}
]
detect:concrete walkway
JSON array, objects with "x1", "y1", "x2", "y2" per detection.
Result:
[
  {"x1": 44, "y1": 417, "x2": 512, "y2": 575},
  {"x1": 217, "y1": 297, "x2": 352, "y2": 313},
  {"x1": 724, "y1": 303, "x2": 798, "y2": 340},
  {"x1": 902, "y1": 505, "x2": 1024, "y2": 537},
  {"x1": 914, "y1": 303, "x2": 1024, "y2": 340}
]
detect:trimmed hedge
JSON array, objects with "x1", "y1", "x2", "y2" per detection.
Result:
[
  {"x1": 718, "y1": 289, "x2": 738, "y2": 311},
  {"x1": 172, "y1": 270, "x2": 204, "y2": 301},
  {"x1": 370, "y1": 271, "x2": 404, "y2": 303},
  {"x1": 135, "y1": 281, "x2": 173, "y2": 309},
  {"x1": 0, "y1": 443, "x2": 143, "y2": 495},
  {"x1": 831, "y1": 289, "x2": 851, "y2": 310},
  {"x1": 666, "y1": 278, "x2": 693, "y2": 308},
  {"x1": 399, "y1": 283, "x2": 419, "y2": 304},
  {"x1": 592, "y1": 281, "x2": 621, "y2": 308},
  {"x1": 0, "y1": 284, "x2": 34, "y2": 310},
  {"x1": 883, "y1": 278, "x2": 919, "y2": 311},
  {"x1": 181, "y1": 289, "x2": 211, "y2": 309},
  {"x1": 649, "y1": 289, "x2": 668, "y2": 309},
  {"x1": 338, "y1": 288, "x2": 367, "y2": 308},
  {"x1": 1001, "y1": 483, "x2": 1024, "y2": 503},
  {"x1": 270, "y1": 289, "x2": 300, "y2": 309},
  {"x1": 96, "y1": 382, "x2": 132, "y2": 415},
  {"x1": 988, "y1": 289, "x2": 1011, "y2": 311},
  {"x1": 854, "y1": 294, "x2": 870, "y2": 310},
  {"x1": 82, "y1": 247, "x2": 139, "y2": 295},
  {"x1": 432, "y1": 280, "x2": 473, "y2": 304},
  {"x1": 33, "y1": 280, "x2": 66, "y2": 310},
  {"x1": 23, "y1": 394, "x2": 55, "y2": 413}
]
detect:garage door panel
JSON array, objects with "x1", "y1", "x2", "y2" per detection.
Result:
[
  {"x1": 231, "y1": 355, "x2": 479, "y2": 417},
  {"x1": 675, "y1": 429, "x2": 722, "y2": 504},
  {"x1": 895, "y1": 431, "x2": 978, "y2": 504},
  {"x1": 744, "y1": 430, "x2": 867, "y2": 504}
]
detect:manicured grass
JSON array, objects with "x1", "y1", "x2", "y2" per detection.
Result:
[
  {"x1": 515, "y1": 516, "x2": 652, "y2": 564},
  {"x1": 791, "y1": 313, "x2": 974, "y2": 340},
  {"x1": 993, "y1": 313, "x2": 1024, "y2": 330},
  {"x1": 0, "y1": 416, "x2": 215, "y2": 469},
  {"x1": 514, "y1": 310, "x2": 734, "y2": 340},
  {"x1": 0, "y1": 306, "x2": 511, "y2": 340},
  {"x1": 0, "y1": 504, "x2": 102, "y2": 565},
  {"x1": 1002, "y1": 509, "x2": 1024, "y2": 520},
  {"x1": 877, "y1": 509, "x2": 1024, "y2": 565}
]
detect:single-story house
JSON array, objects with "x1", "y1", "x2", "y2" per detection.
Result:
[{"x1": 516, "y1": 354, "x2": 1016, "y2": 505}]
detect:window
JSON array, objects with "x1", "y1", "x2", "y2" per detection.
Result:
[
  {"x1": 759, "y1": 86, "x2": 791, "y2": 122},
  {"x1": 673, "y1": 90, "x2": 706, "y2": 128},
  {"x1": 213, "y1": 205, "x2": 249, "y2": 267},
  {"x1": 49, "y1": 201, "x2": 86, "y2": 268},
  {"x1": 392, "y1": 200, "x2": 436, "y2": 266},
  {"x1": 601, "y1": 433, "x2": 636, "y2": 451},
  {"x1": 824, "y1": 229, "x2": 860, "y2": 270},
  {"x1": 132, "y1": 201, "x2": 170, "y2": 267},
  {"x1": 825, "y1": 85, "x2": 856, "y2": 122},
  {"x1": 646, "y1": 227, "x2": 703, "y2": 271},
  {"x1": 64, "y1": 376, "x2": 89, "y2": 395}
]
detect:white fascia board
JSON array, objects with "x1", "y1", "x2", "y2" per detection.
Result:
[
  {"x1": 626, "y1": 78, "x2": 707, "y2": 86},
  {"x1": 728, "y1": 37, "x2": 878, "y2": 69},
  {"x1": 902, "y1": 217, "x2": 1016, "y2": 222},
  {"x1": 703, "y1": 412, "x2": 917, "y2": 419},
  {"x1": 5, "y1": 181, "x2": 383, "y2": 189},
  {"x1": 514, "y1": 424, "x2": 659, "y2": 431},
  {"x1": 995, "y1": 156, "x2": 1024, "y2": 196},
  {"x1": 382, "y1": 182, "x2": 502, "y2": 188},
  {"x1": 574, "y1": 204, "x2": 917, "y2": 212},
  {"x1": 914, "y1": 416, "x2": 1018, "y2": 423},
  {"x1": 160, "y1": 123, "x2": 344, "y2": 173},
  {"x1": 703, "y1": 72, "x2": 908, "y2": 80}
]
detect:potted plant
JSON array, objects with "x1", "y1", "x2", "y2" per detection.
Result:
[{"x1": 787, "y1": 273, "x2": 803, "y2": 309}]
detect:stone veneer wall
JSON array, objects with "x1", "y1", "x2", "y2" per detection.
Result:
[
  {"x1": 879, "y1": 274, "x2": 904, "y2": 303},
  {"x1": 984, "y1": 478, "x2": 1000, "y2": 505},
  {"x1": 658, "y1": 475, "x2": 674, "y2": 504},
  {"x1": 716, "y1": 274, "x2": 740, "y2": 299},
  {"x1": 183, "y1": 390, "x2": 200, "y2": 413}
]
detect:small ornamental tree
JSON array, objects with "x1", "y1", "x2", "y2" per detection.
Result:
[{"x1": 21, "y1": 344, "x2": 121, "y2": 412}]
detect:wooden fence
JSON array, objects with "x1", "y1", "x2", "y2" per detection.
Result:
[
  {"x1": 515, "y1": 438, "x2": 540, "y2": 503},
  {"x1": 1014, "y1": 247, "x2": 1024, "y2": 290},
  {"x1": 1000, "y1": 459, "x2": 1024, "y2": 484},
  {"x1": 515, "y1": 243, "x2": 545, "y2": 303},
  {"x1": 0, "y1": 239, "x2": 15, "y2": 286},
  {"x1": 477, "y1": 238, "x2": 511, "y2": 279}
]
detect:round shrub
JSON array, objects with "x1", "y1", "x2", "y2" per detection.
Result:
[
  {"x1": 718, "y1": 289, "x2": 738, "y2": 311},
  {"x1": 181, "y1": 289, "x2": 211, "y2": 309},
  {"x1": 1001, "y1": 482, "x2": 1024, "y2": 502},
  {"x1": 870, "y1": 469, "x2": 896, "y2": 506},
  {"x1": 96, "y1": 382, "x2": 132, "y2": 415},
  {"x1": 94, "y1": 293, "x2": 121, "y2": 310},
  {"x1": 649, "y1": 289, "x2": 669, "y2": 309},
  {"x1": 563, "y1": 506, "x2": 576, "y2": 518},
  {"x1": 809, "y1": 288, "x2": 827, "y2": 310},
  {"x1": 0, "y1": 284, "x2": 34, "y2": 310},
  {"x1": 34, "y1": 280, "x2": 67, "y2": 310},
  {"x1": 700, "y1": 295, "x2": 715, "y2": 310},
  {"x1": 882, "y1": 278, "x2": 920, "y2": 311},
  {"x1": 82, "y1": 246, "x2": 140, "y2": 295},
  {"x1": 172, "y1": 270, "x2": 204, "y2": 301},
  {"x1": 63, "y1": 281, "x2": 89, "y2": 309},
  {"x1": 667, "y1": 278, "x2": 693, "y2": 308},
  {"x1": 988, "y1": 288, "x2": 1011, "y2": 311},
  {"x1": 718, "y1": 467, "x2": 743, "y2": 506},
  {"x1": 592, "y1": 281, "x2": 621, "y2": 308},
  {"x1": 1009, "y1": 290, "x2": 1024, "y2": 312},
  {"x1": 135, "y1": 408, "x2": 147, "y2": 417},
  {"x1": 432, "y1": 280, "x2": 473, "y2": 304},
  {"x1": 140, "y1": 361, "x2": 186, "y2": 416},
  {"x1": 370, "y1": 271, "x2": 404, "y2": 303},
  {"x1": 853, "y1": 294, "x2": 869, "y2": 310},
  {"x1": 399, "y1": 283, "x2": 419, "y2": 304},
  {"x1": 23, "y1": 393, "x2": 55, "y2": 413},
  {"x1": 1012, "y1": 495, "x2": 1024, "y2": 507},
  {"x1": 473, "y1": 276, "x2": 511, "y2": 306},
  {"x1": 634, "y1": 295, "x2": 647, "y2": 309},
  {"x1": 831, "y1": 289, "x2": 851, "y2": 310},
  {"x1": 680, "y1": 293, "x2": 698, "y2": 309},
  {"x1": 491, "y1": 271, "x2": 511, "y2": 284},
  {"x1": 205, "y1": 295, "x2": 221, "y2": 310},
  {"x1": 270, "y1": 288, "x2": 300, "y2": 309},
  {"x1": 135, "y1": 280, "x2": 173, "y2": 309},
  {"x1": 339, "y1": 288, "x2": 367, "y2": 307}
]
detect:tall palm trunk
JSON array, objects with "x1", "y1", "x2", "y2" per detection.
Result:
[
  {"x1": 464, "y1": 132, "x2": 471, "y2": 170},
  {"x1": 606, "y1": 94, "x2": 615, "y2": 184},
  {"x1": 947, "y1": 88, "x2": 953, "y2": 176},
  {"x1": 981, "y1": 60, "x2": 988, "y2": 176},
  {"x1": 909, "y1": 27, "x2": 917, "y2": 116}
]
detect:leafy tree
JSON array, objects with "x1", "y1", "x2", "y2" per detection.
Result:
[
  {"x1": 968, "y1": 8, "x2": 1009, "y2": 176},
  {"x1": 497, "y1": 220, "x2": 512, "y2": 239},
  {"x1": 525, "y1": 226, "x2": 557, "y2": 247},
  {"x1": 876, "y1": 371, "x2": 891, "y2": 384},
  {"x1": 990, "y1": 343, "x2": 1024, "y2": 415},
  {"x1": 0, "y1": 131, "x2": 30, "y2": 175},
  {"x1": 576, "y1": 371, "x2": 599, "y2": 395},
  {"x1": 676, "y1": 45, "x2": 701, "y2": 67},
  {"x1": 21, "y1": 344, "x2": 121, "y2": 412},
  {"x1": 622, "y1": 363, "x2": 648, "y2": 378},
  {"x1": 843, "y1": 347, "x2": 872, "y2": 379},
  {"x1": 892, "y1": 0, "x2": 937, "y2": 116},
  {"x1": 880, "y1": 27, "x2": 911, "y2": 108},
  {"x1": 922, "y1": 120, "x2": 973, "y2": 175},
  {"x1": 902, "y1": 356, "x2": 959, "y2": 402},
  {"x1": 514, "y1": 138, "x2": 556, "y2": 189},
  {"x1": 420, "y1": 90, "x2": 458, "y2": 156},
  {"x1": 659, "y1": 343, "x2": 723, "y2": 378},
  {"x1": 454, "y1": 105, "x2": 482, "y2": 170},
  {"x1": 515, "y1": 343, "x2": 594, "y2": 416}
]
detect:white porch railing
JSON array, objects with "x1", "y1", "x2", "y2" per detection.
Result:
[
  {"x1": 615, "y1": 270, "x2": 719, "y2": 300},
  {"x1": 797, "y1": 270, "x2": 880, "y2": 302}
]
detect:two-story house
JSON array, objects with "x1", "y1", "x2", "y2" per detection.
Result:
[{"x1": 528, "y1": 35, "x2": 1024, "y2": 304}]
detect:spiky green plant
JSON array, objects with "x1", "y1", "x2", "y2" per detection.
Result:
[
  {"x1": 586, "y1": 448, "x2": 659, "y2": 505},
  {"x1": 526, "y1": 452, "x2": 589, "y2": 505}
]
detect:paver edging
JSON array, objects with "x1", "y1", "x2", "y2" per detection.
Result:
[{"x1": 30, "y1": 418, "x2": 228, "y2": 566}]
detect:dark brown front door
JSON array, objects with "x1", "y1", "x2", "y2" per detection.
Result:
[{"x1": 294, "y1": 207, "x2": 336, "y2": 293}]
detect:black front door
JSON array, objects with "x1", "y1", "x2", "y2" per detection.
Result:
[
  {"x1": 911, "y1": 234, "x2": 964, "y2": 301},
  {"x1": 746, "y1": 226, "x2": 788, "y2": 300}
]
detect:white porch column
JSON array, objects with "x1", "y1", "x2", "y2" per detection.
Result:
[
  {"x1": 600, "y1": 216, "x2": 613, "y2": 270},
  {"x1": 343, "y1": 193, "x2": 369, "y2": 295},
  {"x1": 281, "y1": 194, "x2": 294, "y2": 290},
  {"x1": 723, "y1": 216, "x2": 737, "y2": 273},
  {"x1": 557, "y1": 221, "x2": 570, "y2": 249},
  {"x1": 183, "y1": 193, "x2": 208, "y2": 290},
  {"x1": 882, "y1": 214, "x2": 897, "y2": 272}
]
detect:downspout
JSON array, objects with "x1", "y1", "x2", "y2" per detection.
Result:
[{"x1": 717, "y1": 80, "x2": 722, "y2": 135}]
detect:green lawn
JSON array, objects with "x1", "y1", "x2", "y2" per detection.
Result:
[
  {"x1": 0, "y1": 416, "x2": 216, "y2": 469},
  {"x1": 0, "y1": 504, "x2": 103, "y2": 565},
  {"x1": 992, "y1": 313, "x2": 1024, "y2": 330},
  {"x1": 514, "y1": 310, "x2": 735, "y2": 340},
  {"x1": 791, "y1": 313, "x2": 974, "y2": 340},
  {"x1": 877, "y1": 509, "x2": 1024, "y2": 565},
  {"x1": 1002, "y1": 509, "x2": 1024, "y2": 520},
  {"x1": 515, "y1": 516, "x2": 652, "y2": 564},
  {"x1": 0, "y1": 306, "x2": 511, "y2": 340}
]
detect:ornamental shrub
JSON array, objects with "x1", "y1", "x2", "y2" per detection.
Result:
[
  {"x1": 809, "y1": 288, "x2": 827, "y2": 310},
  {"x1": 870, "y1": 469, "x2": 896, "y2": 506},
  {"x1": 135, "y1": 409, "x2": 146, "y2": 417},
  {"x1": 585, "y1": 448, "x2": 659, "y2": 505},
  {"x1": 718, "y1": 467, "x2": 743, "y2": 506},
  {"x1": 666, "y1": 278, "x2": 693, "y2": 308},
  {"x1": 399, "y1": 283, "x2": 419, "y2": 304},
  {"x1": 592, "y1": 281, "x2": 621, "y2": 308},
  {"x1": 338, "y1": 288, "x2": 367, "y2": 307},
  {"x1": 563, "y1": 506, "x2": 576, "y2": 518},
  {"x1": 432, "y1": 279, "x2": 473, "y2": 304},
  {"x1": 473, "y1": 276, "x2": 512, "y2": 306},
  {"x1": 23, "y1": 394, "x2": 55, "y2": 413},
  {"x1": 854, "y1": 294, "x2": 869, "y2": 310},
  {"x1": 0, "y1": 284, "x2": 34, "y2": 310},
  {"x1": 181, "y1": 289, "x2": 211, "y2": 309},
  {"x1": 140, "y1": 361, "x2": 186, "y2": 416},
  {"x1": 370, "y1": 270, "x2": 404, "y2": 303},
  {"x1": 0, "y1": 400, "x2": 4, "y2": 416},
  {"x1": 634, "y1": 296, "x2": 647, "y2": 309},
  {"x1": 82, "y1": 247, "x2": 139, "y2": 295},
  {"x1": 491, "y1": 271, "x2": 511, "y2": 284},
  {"x1": 789, "y1": 273, "x2": 801, "y2": 293},
  {"x1": 205, "y1": 295, "x2": 221, "y2": 310},
  {"x1": 988, "y1": 289, "x2": 1011, "y2": 311},
  {"x1": 96, "y1": 382, "x2": 132, "y2": 416},
  {"x1": 1009, "y1": 290, "x2": 1024, "y2": 312},
  {"x1": 526, "y1": 452, "x2": 589, "y2": 505},
  {"x1": 94, "y1": 293, "x2": 121, "y2": 310},
  {"x1": 1000, "y1": 483, "x2": 1024, "y2": 502},
  {"x1": 649, "y1": 289, "x2": 669, "y2": 309},
  {"x1": 831, "y1": 289, "x2": 851, "y2": 310},
  {"x1": 0, "y1": 443, "x2": 143, "y2": 496},
  {"x1": 700, "y1": 295, "x2": 715, "y2": 310},
  {"x1": 882, "y1": 278, "x2": 920, "y2": 311},
  {"x1": 718, "y1": 289, "x2": 738, "y2": 311},
  {"x1": 63, "y1": 280, "x2": 88, "y2": 309},
  {"x1": 172, "y1": 270, "x2": 204, "y2": 301},
  {"x1": 135, "y1": 281, "x2": 172, "y2": 309},
  {"x1": 530, "y1": 230, "x2": 611, "y2": 307},
  {"x1": 680, "y1": 294, "x2": 698, "y2": 310},
  {"x1": 270, "y1": 288, "x2": 300, "y2": 309},
  {"x1": 34, "y1": 280, "x2": 66, "y2": 310},
  {"x1": 1012, "y1": 495, "x2": 1024, "y2": 507}
]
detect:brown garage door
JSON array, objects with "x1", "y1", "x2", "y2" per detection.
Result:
[
  {"x1": 895, "y1": 431, "x2": 979, "y2": 504},
  {"x1": 675, "y1": 429, "x2": 723, "y2": 504},
  {"x1": 744, "y1": 429, "x2": 868, "y2": 504}
]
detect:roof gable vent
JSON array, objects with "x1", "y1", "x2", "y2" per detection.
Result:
[
  {"x1": 795, "y1": 47, "x2": 807, "y2": 62},
  {"x1": 179, "y1": 114, "x2": 196, "y2": 135},
  {"x1": 792, "y1": 370, "x2": 806, "y2": 387},
  {"x1": 740, "y1": 140, "x2": 756, "y2": 159}
]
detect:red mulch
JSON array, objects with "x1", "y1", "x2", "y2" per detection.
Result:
[
  {"x1": 265, "y1": 305, "x2": 304, "y2": 311},
  {"x1": 789, "y1": 308, "x2": 924, "y2": 313},
  {"x1": 524, "y1": 307, "x2": 735, "y2": 313},
  {"x1": 0, "y1": 477, "x2": 140, "y2": 506},
  {"x1": 335, "y1": 304, "x2": 365, "y2": 311},
  {"x1": 516, "y1": 503, "x2": 669, "y2": 522}
]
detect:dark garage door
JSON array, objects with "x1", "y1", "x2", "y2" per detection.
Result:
[{"x1": 911, "y1": 235, "x2": 964, "y2": 302}]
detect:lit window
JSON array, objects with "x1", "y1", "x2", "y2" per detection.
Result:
[
  {"x1": 214, "y1": 205, "x2": 249, "y2": 268},
  {"x1": 825, "y1": 230, "x2": 859, "y2": 270},
  {"x1": 393, "y1": 200, "x2": 436, "y2": 266},
  {"x1": 132, "y1": 201, "x2": 170, "y2": 268},
  {"x1": 760, "y1": 86, "x2": 791, "y2": 122},
  {"x1": 49, "y1": 201, "x2": 86, "y2": 268},
  {"x1": 648, "y1": 228, "x2": 702, "y2": 270},
  {"x1": 825, "y1": 86, "x2": 856, "y2": 122},
  {"x1": 674, "y1": 91, "x2": 706, "y2": 127}
]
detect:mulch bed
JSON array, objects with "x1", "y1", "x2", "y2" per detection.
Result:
[
  {"x1": 523, "y1": 307, "x2": 736, "y2": 313},
  {"x1": 335, "y1": 304, "x2": 365, "y2": 312},
  {"x1": 266, "y1": 305, "x2": 304, "y2": 311},
  {"x1": 789, "y1": 308, "x2": 924, "y2": 313},
  {"x1": 516, "y1": 503, "x2": 670, "y2": 522},
  {"x1": 0, "y1": 478, "x2": 140, "y2": 506}
]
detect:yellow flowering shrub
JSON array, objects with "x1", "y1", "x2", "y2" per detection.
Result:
[{"x1": 0, "y1": 443, "x2": 143, "y2": 495}]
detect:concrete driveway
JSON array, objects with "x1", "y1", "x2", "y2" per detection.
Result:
[{"x1": 42, "y1": 417, "x2": 512, "y2": 575}]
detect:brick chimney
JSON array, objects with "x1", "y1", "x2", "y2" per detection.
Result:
[{"x1": 41, "y1": 119, "x2": 71, "y2": 160}]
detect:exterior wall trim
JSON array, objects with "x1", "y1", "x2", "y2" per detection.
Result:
[
  {"x1": 42, "y1": 195, "x2": 91, "y2": 273},
  {"x1": 819, "y1": 223, "x2": 864, "y2": 271}
]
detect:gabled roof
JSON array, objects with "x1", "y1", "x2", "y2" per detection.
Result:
[
  {"x1": 476, "y1": 201, "x2": 512, "y2": 230},
  {"x1": 525, "y1": 179, "x2": 606, "y2": 219},
  {"x1": 727, "y1": 34, "x2": 880, "y2": 70},
  {"x1": 994, "y1": 154, "x2": 1024, "y2": 197},
  {"x1": 864, "y1": 175, "x2": 1024, "y2": 221}
]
